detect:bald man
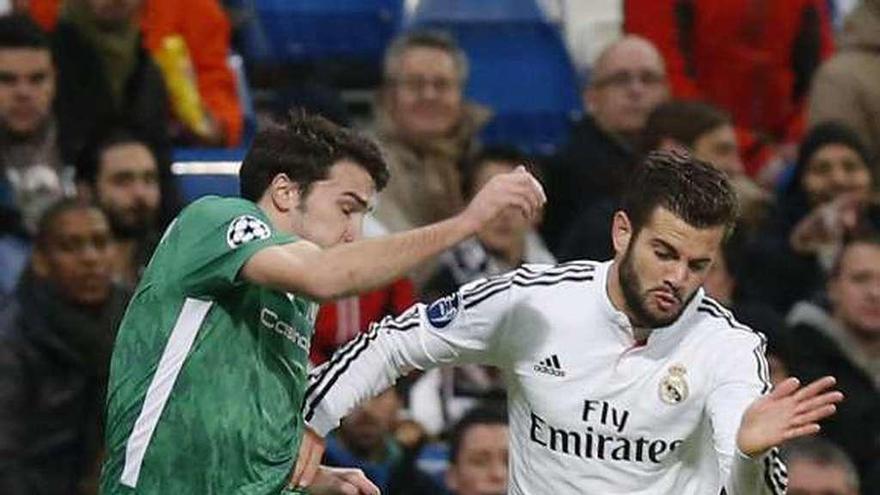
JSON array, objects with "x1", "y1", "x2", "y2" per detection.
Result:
[{"x1": 542, "y1": 35, "x2": 670, "y2": 258}]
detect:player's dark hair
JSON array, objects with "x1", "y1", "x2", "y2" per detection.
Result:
[
  {"x1": 0, "y1": 14, "x2": 50, "y2": 50},
  {"x1": 239, "y1": 110, "x2": 389, "y2": 201},
  {"x1": 461, "y1": 146, "x2": 538, "y2": 198},
  {"x1": 35, "y1": 197, "x2": 101, "y2": 249},
  {"x1": 75, "y1": 127, "x2": 154, "y2": 185},
  {"x1": 641, "y1": 101, "x2": 731, "y2": 155},
  {"x1": 449, "y1": 405, "x2": 508, "y2": 465},
  {"x1": 622, "y1": 150, "x2": 739, "y2": 237}
]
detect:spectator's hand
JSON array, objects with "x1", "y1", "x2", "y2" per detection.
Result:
[
  {"x1": 736, "y1": 376, "x2": 843, "y2": 457},
  {"x1": 789, "y1": 193, "x2": 864, "y2": 255},
  {"x1": 459, "y1": 165, "x2": 546, "y2": 232},
  {"x1": 289, "y1": 426, "x2": 326, "y2": 489}
]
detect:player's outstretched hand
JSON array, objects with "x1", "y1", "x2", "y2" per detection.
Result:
[
  {"x1": 459, "y1": 165, "x2": 546, "y2": 230},
  {"x1": 289, "y1": 426, "x2": 327, "y2": 489},
  {"x1": 302, "y1": 466, "x2": 380, "y2": 495},
  {"x1": 737, "y1": 376, "x2": 843, "y2": 457}
]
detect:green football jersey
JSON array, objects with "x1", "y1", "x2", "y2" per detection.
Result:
[{"x1": 101, "y1": 196, "x2": 317, "y2": 494}]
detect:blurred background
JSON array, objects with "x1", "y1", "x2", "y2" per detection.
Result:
[{"x1": 0, "y1": 1, "x2": 877, "y2": 494}]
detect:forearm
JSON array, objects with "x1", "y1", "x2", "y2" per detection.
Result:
[{"x1": 249, "y1": 215, "x2": 477, "y2": 301}]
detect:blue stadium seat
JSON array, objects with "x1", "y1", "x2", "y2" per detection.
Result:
[
  {"x1": 239, "y1": 0, "x2": 404, "y2": 65},
  {"x1": 411, "y1": 0, "x2": 582, "y2": 155},
  {"x1": 172, "y1": 149, "x2": 244, "y2": 203},
  {"x1": 413, "y1": 0, "x2": 545, "y2": 23}
]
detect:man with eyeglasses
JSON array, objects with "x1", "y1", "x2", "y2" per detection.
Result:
[
  {"x1": 372, "y1": 30, "x2": 488, "y2": 240},
  {"x1": 542, "y1": 35, "x2": 670, "y2": 260}
]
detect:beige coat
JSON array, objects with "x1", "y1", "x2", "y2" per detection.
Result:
[
  {"x1": 809, "y1": 0, "x2": 880, "y2": 180},
  {"x1": 371, "y1": 103, "x2": 491, "y2": 233}
]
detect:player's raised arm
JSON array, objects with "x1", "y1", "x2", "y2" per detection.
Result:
[
  {"x1": 242, "y1": 166, "x2": 545, "y2": 301},
  {"x1": 706, "y1": 332, "x2": 843, "y2": 495}
]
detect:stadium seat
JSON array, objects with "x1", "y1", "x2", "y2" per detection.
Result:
[
  {"x1": 238, "y1": 0, "x2": 404, "y2": 65},
  {"x1": 172, "y1": 148, "x2": 243, "y2": 203},
  {"x1": 411, "y1": 0, "x2": 582, "y2": 155}
]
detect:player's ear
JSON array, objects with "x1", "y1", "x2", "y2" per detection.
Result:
[
  {"x1": 611, "y1": 210, "x2": 633, "y2": 255},
  {"x1": 268, "y1": 174, "x2": 301, "y2": 213}
]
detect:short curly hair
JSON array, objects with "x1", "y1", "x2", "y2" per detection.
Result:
[
  {"x1": 239, "y1": 111, "x2": 389, "y2": 201},
  {"x1": 622, "y1": 150, "x2": 739, "y2": 236}
]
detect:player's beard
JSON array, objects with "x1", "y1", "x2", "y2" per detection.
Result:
[{"x1": 618, "y1": 244, "x2": 694, "y2": 328}]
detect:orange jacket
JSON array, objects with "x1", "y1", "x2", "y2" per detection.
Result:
[{"x1": 30, "y1": 0, "x2": 243, "y2": 147}]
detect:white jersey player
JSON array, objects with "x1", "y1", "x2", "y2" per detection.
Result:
[{"x1": 292, "y1": 151, "x2": 843, "y2": 494}]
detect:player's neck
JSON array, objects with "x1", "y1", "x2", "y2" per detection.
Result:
[{"x1": 606, "y1": 260, "x2": 652, "y2": 342}]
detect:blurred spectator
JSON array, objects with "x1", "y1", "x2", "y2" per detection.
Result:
[
  {"x1": 640, "y1": 100, "x2": 772, "y2": 232},
  {"x1": 445, "y1": 406, "x2": 508, "y2": 495},
  {"x1": 542, "y1": 35, "x2": 668, "y2": 257},
  {"x1": 0, "y1": 199, "x2": 130, "y2": 495},
  {"x1": 702, "y1": 226, "x2": 792, "y2": 387},
  {"x1": 372, "y1": 29, "x2": 488, "y2": 234},
  {"x1": 414, "y1": 148, "x2": 553, "y2": 435},
  {"x1": 625, "y1": 0, "x2": 835, "y2": 178},
  {"x1": 810, "y1": 0, "x2": 880, "y2": 175},
  {"x1": 28, "y1": 0, "x2": 243, "y2": 146},
  {"x1": 0, "y1": 14, "x2": 69, "y2": 294},
  {"x1": 76, "y1": 129, "x2": 160, "y2": 289},
  {"x1": 424, "y1": 147, "x2": 555, "y2": 298},
  {"x1": 786, "y1": 235, "x2": 880, "y2": 492},
  {"x1": 51, "y1": 0, "x2": 170, "y2": 178},
  {"x1": 323, "y1": 387, "x2": 443, "y2": 495},
  {"x1": 783, "y1": 437, "x2": 860, "y2": 495},
  {"x1": 140, "y1": 0, "x2": 242, "y2": 147},
  {"x1": 747, "y1": 121, "x2": 878, "y2": 311}
]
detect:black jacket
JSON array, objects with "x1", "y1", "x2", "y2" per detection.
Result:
[
  {"x1": 0, "y1": 273, "x2": 129, "y2": 495},
  {"x1": 51, "y1": 22, "x2": 180, "y2": 224},
  {"x1": 540, "y1": 115, "x2": 637, "y2": 255},
  {"x1": 787, "y1": 302, "x2": 880, "y2": 495}
]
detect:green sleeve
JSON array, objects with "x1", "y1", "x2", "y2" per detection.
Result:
[{"x1": 166, "y1": 196, "x2": 297, "y2": 297}]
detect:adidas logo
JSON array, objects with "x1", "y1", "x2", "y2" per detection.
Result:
[{"x1": 533, "y1": 354, "x2": 565, "y2": 377}]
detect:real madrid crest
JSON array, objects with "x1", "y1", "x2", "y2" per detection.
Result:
[{"x1": 659, "y1": 363, "x2": 689, "y2": 404}]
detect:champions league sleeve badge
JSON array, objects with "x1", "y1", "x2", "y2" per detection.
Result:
[
  {"x1": 227, "y1": 215, "x2": 272, "y2": 248},
  {"x1": 426, "y1": 293, "x2": 461, "y2": 329},
  {"x1": 659, "y1": 363, "x2": 689, "y2": 405}
]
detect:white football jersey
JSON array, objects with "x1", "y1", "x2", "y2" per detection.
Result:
[{"x1": 304, "y1": 260, "x2": 786, "y2": 494}]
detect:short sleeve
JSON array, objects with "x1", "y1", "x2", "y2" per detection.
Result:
[{"x1": 160, "y1": 196, "x2": 296, "y2": 297}]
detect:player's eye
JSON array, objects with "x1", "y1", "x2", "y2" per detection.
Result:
[{"x1": 655, "y1": 250, "x2": 674, "y2": 261}]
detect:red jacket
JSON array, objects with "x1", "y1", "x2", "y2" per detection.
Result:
[
  {"x1": 309, "y1": 279, "x2": 416, "y2": 365},
  {"x1": 625, "y1": 0, "x2": 834, "y2": 174}
]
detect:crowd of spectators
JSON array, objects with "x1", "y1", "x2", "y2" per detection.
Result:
[{"x1": 0, "y1": 1, "x2": 877, "y2": 494}]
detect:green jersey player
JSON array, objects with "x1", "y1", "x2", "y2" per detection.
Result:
[{"x1": 100, "y1": 113, "x2": 545, "y2": 495}]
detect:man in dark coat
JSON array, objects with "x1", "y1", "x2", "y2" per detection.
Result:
[
  {"x1": 786, "y1": 235, "x2": 880, "y2": 494},
  {"x1": 0, "y1": 199, "x2": 130, "y2": 495}
]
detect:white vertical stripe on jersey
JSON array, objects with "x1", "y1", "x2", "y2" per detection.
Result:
[{"x1": 120, "y1": 298, "x2": 213, "y2": 487}]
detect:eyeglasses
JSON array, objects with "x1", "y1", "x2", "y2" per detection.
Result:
[
  {"x1": 593, "y1": 70, "x2": 666, "y2": 89},
  {"x1": 392, "y1": 76, "x2": 461, "y2": 95}
]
